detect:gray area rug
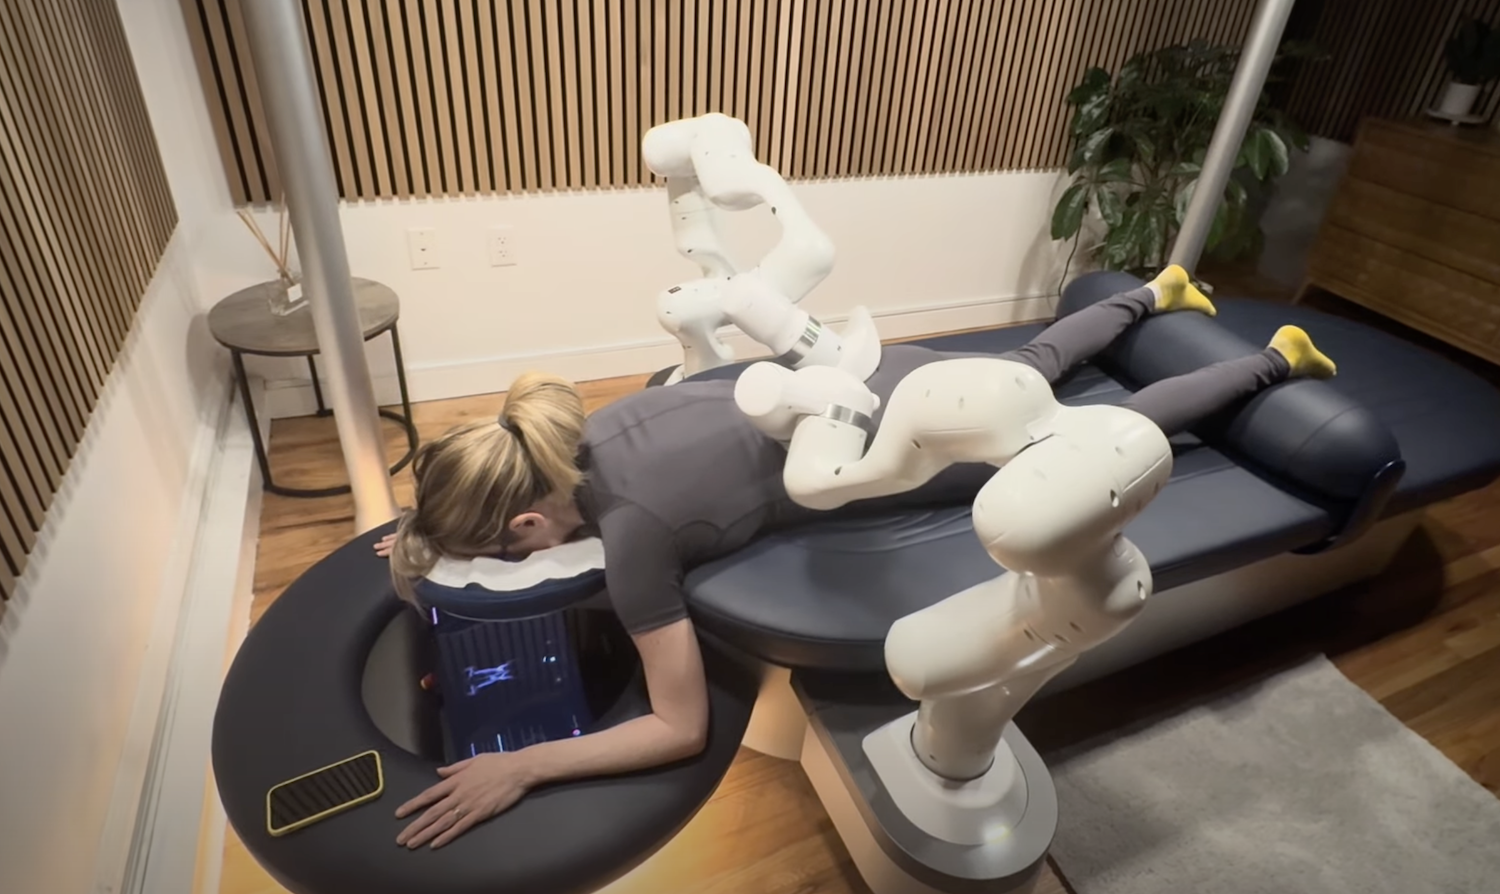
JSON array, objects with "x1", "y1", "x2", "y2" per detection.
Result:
[{"x1": 1047, "y1": 656, "x2": 1500, "y2": 894}]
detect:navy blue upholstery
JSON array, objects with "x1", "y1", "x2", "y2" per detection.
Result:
[
  {"x1": 684, "y1": 289, "x2": 1500, "y2": 671},
  {"x1": 1058, "y1": 271, "x2": 1404, "y2": 508}
]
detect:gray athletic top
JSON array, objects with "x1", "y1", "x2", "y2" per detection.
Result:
[{"x1": 576, "y1": 345, "x2": 959, "y2": 635}]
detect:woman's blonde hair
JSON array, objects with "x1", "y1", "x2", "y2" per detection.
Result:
[{"x1": 389, "y1": 371, "x2": 586, "y2": 603}]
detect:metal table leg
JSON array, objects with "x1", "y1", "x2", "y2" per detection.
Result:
[
  {"x1": 233, "y1": 350, "x2": 275, "y2": 488},
  {"x1": 308, "y1": 355, "x2": 330, "y2": 416},
  {"x1": 387, "y1": 324, "x2": 419, "y2": 476},
  {"x1": 240, "y1": 328, "x2": 421, "y2": 499}
]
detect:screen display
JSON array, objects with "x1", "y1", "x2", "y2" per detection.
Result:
[
  {"x1": 431, "y1": 608, "x2": 598, "y2": 761},
  {"x1": 267, "y1": 750, "x2": 383, "y2": 835}
]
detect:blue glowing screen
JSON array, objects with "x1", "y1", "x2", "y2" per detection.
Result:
[{"x1": 429, "y1": 608, "x2": 594, "y2": 761}]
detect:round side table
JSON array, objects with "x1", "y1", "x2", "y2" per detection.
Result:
[{"x1": 209, "y1": 277, "x2": 419, "y2": 498}]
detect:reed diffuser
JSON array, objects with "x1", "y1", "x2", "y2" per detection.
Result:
[{"x1": 238, "y1": 200, "x2": 307, "y2": 316}]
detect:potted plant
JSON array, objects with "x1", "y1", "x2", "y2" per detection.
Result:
[
  {"x1": 1439, "y1": 16, "x2": 1500, "y2": 117},
  {"x1": 1051, "y1": 40, "x2": 1318, "y2": 279}
]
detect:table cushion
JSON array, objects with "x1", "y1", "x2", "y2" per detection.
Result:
[{"x1": 684, "y1": 297, "x2": 1500, "y2": 671}]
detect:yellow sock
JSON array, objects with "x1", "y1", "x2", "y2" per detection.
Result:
[
  {"x1": 1149, "y1": 265, "x2": 1217, "y2": 316},
  {"x1": 1269, "y1": 325, "x2": 1336, "y2": 379}
]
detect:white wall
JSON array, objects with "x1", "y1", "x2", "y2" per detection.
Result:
[
  {"x1": 0, "y1": 233, "x2": 227, "y2": 894},
  {"x1": 257, "y1": 171, "x2": 1072, "y2": 416},
  {"x1": 0, "y1": 1, "x2": 257, "y2": 893}
]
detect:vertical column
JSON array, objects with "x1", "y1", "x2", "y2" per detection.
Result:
[
  {"x1": 1170, "y1": 0, "x2": 1299, "y2": 272},
  {"x1": 240, "y1": 0, "x2": 399, "y2": 532}
]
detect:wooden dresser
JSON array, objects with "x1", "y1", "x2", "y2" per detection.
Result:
[{"x1": 1299, "y1": 118, "x2": 1500, "y2": 365}]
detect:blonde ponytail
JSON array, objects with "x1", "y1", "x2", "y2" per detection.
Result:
[
  {"x1": 499, "y1": 371, "x2": 587, "y2": 498},
  {"x1": 389, "y1": 371, "x2": 587, "y2": 604}
]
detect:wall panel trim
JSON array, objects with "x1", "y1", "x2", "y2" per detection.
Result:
[{"x1": 0, "y1": 0, "x2": 176, "y2": 601}]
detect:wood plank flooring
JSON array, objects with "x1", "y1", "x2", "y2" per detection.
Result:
[{"x1": 219, "y1": 317, "x2": 1500, "y2": 894}]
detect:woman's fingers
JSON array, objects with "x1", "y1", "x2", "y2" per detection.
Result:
[
  {"x1": 394, "y1": 776, "x2": 456, "y2": 819},
  {"x1": 429, "y1": 807, "x2": 484, "y2": 849},
  {"x1": 436, "y1": 758, "x2": 473, "y2": 777},
  {"x1": 399, "y1": 796, "x2": 461, "y2": 848}
]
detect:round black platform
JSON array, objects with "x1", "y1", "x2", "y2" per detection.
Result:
[{"x1": 212, "y1": 523, "x2": 756, "y2": 894}]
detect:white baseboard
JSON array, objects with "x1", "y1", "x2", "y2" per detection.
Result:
[
  {"x1": 264, "y1": 292, "x2": 1057, "y2": 419},
  {"x1": 102, "y1": 377, "x2": 263, "y2": 894}
]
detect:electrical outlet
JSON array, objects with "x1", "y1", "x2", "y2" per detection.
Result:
[
  {"x1": 408, "y1": 227, "x2": 438, "y2": 269},
  {"x1": 488, "y1": 225, "x2": 517, "y2": 267}
]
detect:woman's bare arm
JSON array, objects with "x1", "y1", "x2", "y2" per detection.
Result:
[
  {"x1": 394, "y1": 618, "x2": 710, "y2": 848},
  {"x1": 522, "y1": 617, "x2": 710, "y2": 778}
]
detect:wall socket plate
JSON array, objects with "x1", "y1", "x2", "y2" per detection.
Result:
[
  {"x1": 488, "y1": 225, "x2": 517, "y2": 267},
  {"x1": 407, "y1": 227, "x2": 438, "y2": 269}
]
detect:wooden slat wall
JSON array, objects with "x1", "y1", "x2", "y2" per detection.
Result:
[
  {"x1": 185, "y1": 0, "x2": 1265, "y2": 204},
  {"x1": 1285, "y1": 0, "x2": 1500, "y2": 143},
  {"x1": 0, "y1": 0, "x2": 177, "y2": 601}
]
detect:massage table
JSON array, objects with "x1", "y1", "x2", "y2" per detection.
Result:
[{"x1": 211, "y1": 271, "x2": 1500, "y2": 894}]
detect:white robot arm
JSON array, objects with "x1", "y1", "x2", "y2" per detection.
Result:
[
  {"x1": 734, "y1": 357, "x2": 1171, "y2": 841},
  {"x1": 643, "y1": 114, "x2": 881, "y2": 381}
]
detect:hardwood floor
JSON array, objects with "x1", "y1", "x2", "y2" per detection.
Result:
[{"x1": 219, "y1": 341, "x2": 1500, "y2": 894}]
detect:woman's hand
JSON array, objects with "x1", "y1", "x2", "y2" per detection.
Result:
[
  {"x1": 374, "y1": 532, "x2": 397, "y2": 557},
  {"x1": 394, "y1": 753, "x2": 534, "y2": 849}
]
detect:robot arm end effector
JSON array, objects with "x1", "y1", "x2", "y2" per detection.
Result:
[{"x1": 734, "y1": 361, "x2": 878, "y2": 441}]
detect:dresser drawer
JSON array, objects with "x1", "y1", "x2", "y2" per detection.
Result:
[
  {"x1": 1326, "y1": 176, "x2": 1500, "y2": 285},
  {"x1": 1307, "y1": 225, "x2": 1500, "y2": 350},
  {"x1": 1349, "y1": 122, "x2": 1500, "y2": 220}
]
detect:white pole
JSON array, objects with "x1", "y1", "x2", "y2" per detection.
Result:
[
  {"x1": 240, "y1": 0, "x2": 399, "y2": 533},
  {"x1": 1169, "y1": 0, "x2": 1298, "y2": 272}
]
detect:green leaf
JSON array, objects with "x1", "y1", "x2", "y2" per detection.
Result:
[
  {"x1": 1174, "y1": 177, "x2": 1199, "y2": 224},
  {"x1": 1131, "y1": 133, "x2": 1157, "y2": 167},
  {"x1": 1102, "y1": 224, "x2": 1135, "y2": 270},
  {"x1": 1207, "y1": 180, "x2": 1247, "y2": 249},
  {"x1": 1096, "y1": 158, "x2": 1133, "y2": 183},
  {"x1": 1167, "y1": 161, "x2": 1202, "y2": 178},
  {"x1": 1099, "y1": 206, "x2": 1137, "y2": 269},
  {"x1": 1207, "y1": 199, "x2": 1232, "y2": 249},
  {"x1": 1141, "y1": 206, "x2": 1168, "y2": 268},
  {"x1": 1260, "y1": 129, "x2": 1289, "y2": 178},
  {"x1": 1066, "y1": 67, "x2": 1111, "y2": 105},
  {"x1": 1096, "y1": 187, "x2": 1125, "y2": 227},
  {"x1": 1051, "y1": 182, "x2": 1090, "y2": 241},
  {"x1": 1226, "y1": 177, "x2": 1248, "y2": 208},
  {"x1": 1073, "y1": 89, "x2": 1112, "y2": 137},
  {"x1": 1067, "y1": 145, "x2": 1088, "y2": 175},
  {"x1": 1267, "y1": 109, "x2": 1311, "y2": 153},
  {"x1": 1079, "y1": 126, "x2": 1115, "y2": 166},
  {"x1": 1241, "y1": 128, "x2": 1269, "y2": 179}
]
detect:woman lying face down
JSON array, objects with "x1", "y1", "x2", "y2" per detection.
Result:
[
  {"x1": 372, "y1": 266, "x2": 1338, "y2": 850},
  {"x1": 378, "y1": 371, "x2": 722, "y2": 851}
]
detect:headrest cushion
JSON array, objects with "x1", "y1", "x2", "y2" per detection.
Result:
[{"x1": 415, "y1": 537, "x2": 606, "y2": 621}]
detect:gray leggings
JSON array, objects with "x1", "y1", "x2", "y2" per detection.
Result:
[
  {"x1": 849, "y1": 287, "x2": 1292, "y2": 512},
  {"x1": 996, "y1": 286, "x2": 1289, "y2": 437}
]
